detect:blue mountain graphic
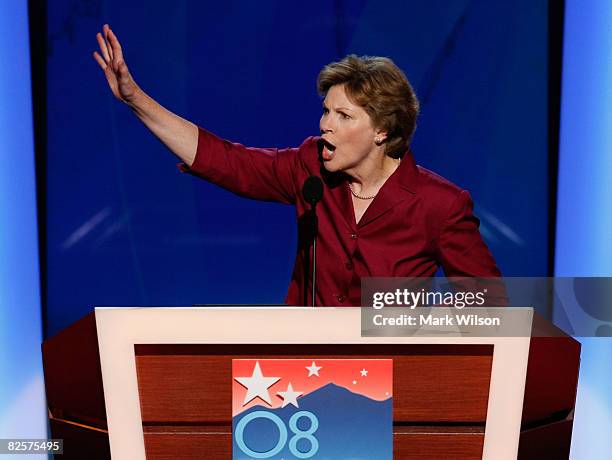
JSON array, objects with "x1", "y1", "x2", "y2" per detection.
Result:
[{"x1": 233, "y1": 383, "x2": 392, "y2": 459}]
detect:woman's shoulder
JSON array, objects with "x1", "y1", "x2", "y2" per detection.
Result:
[
  {"x1": 413, "y1": 165, "x2": 472, "y2": 221},
  {"x1": 416, "y1": 166, "x2": 465, "y2": 198}
]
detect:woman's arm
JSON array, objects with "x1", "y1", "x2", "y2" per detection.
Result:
[
  {"x1": 93, "y1": 24, "x2": 198, "y2": 166},
  {"x1": 436, "y1": 190, "x2": 502, "y2": 277}
]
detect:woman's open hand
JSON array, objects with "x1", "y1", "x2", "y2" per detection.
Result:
[
  {"x1": 93, "y1": 24, "x2": 139, "y2": 103},
  {"x1": 92, "y1": 24, "x2": 198, "y2": 164}
]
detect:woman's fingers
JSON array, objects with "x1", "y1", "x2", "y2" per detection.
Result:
[
  {"x1": 96, "y1": 32, "x2": 111, "y2": 63},
  {"x1": 94, "y1": 24, "x2": 135, "y2": 102},
  {"x1": 102, "y1": 24, "x2": 114, "y2": 61},
  {"x1": 96, "y1": 25, "x2": 124, "y2": 67},
  {"x1": 93, "y1": 51, "x2": 107, "y2": 70},
  {"x1": 106, "y1": 28, "x2": 124, "y2": 62}
]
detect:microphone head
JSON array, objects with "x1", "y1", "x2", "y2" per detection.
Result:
[{"x1": 302, "y1": 176, "x2": 324, "y2": 205}]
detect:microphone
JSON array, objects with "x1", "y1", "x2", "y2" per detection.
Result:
[
  {"x1": 302, "y1": 176, "x2": 323, "y2": 206},
  {"x1": 301, "y1": 176, "x2": 324, "y2": 307}
]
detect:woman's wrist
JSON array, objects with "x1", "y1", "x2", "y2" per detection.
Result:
[
  {"x1": 126, "y1": 86, "x2": 156, "y2": 121},
  {"x1": 124, "y1": 85, "x2": 144, "y2": 107}
]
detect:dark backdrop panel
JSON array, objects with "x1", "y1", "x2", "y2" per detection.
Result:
[{"x1": 45, "y1": 0, "x2": 549, "y2": 337}]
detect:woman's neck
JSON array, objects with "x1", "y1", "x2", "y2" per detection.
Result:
[{"x1": 348, "y1": 154, "x2": 401, "y2": 196}]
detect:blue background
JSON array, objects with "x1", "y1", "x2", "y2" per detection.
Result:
[
  {"x1": 0, "y1": 0, "x2": 46, "y2": 455},
  {"x1": 555, "y1": 1, "x2": 612, "y2": 457}
]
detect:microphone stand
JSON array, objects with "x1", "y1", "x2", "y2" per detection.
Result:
[
  {"x1": 302, "y1": 175, "x2": 323, "y2": 307},
  {"x1": 310, "y1": 204, "x2": 318, "y2": 307}
]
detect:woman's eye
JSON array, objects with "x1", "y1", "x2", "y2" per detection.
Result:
[
  {"x1": 322, "y1": 108, "x2": 329, "y2": 114},
  {"x1": 340, "y1": 112, "x2": 351, "y2": 119}
]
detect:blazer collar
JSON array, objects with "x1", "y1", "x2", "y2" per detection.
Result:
[{"x1": 388, "y1": 149, "x2": 419, "y2": 194}]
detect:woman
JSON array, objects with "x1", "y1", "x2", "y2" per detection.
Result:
[{"x1": 94, "y1": 24, "x2": 500, "y2": 307}]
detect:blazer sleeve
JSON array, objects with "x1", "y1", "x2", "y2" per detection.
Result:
[
  {"x1": 435, "y1": 190, "x2": 502, "y2": 277},
  {"x1": 178, "y1": 126, "x2": 307, "y2": 204}
]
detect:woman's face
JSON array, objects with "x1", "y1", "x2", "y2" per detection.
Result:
[{"x1": 319, "y1": 84, "x2": 382, "y2": 173}]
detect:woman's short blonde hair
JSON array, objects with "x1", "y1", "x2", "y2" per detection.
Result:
[{"x1": 317, "y1": 55, "x2": 419, "y2": 159}]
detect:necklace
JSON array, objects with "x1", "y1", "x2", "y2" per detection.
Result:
[{"x1": 348, "y1": 182, "x2": 376, "y2": 200}]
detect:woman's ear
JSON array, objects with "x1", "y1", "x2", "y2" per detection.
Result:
[{"x1": 375, "y1": 129, "x2": 388, "y2": 145}]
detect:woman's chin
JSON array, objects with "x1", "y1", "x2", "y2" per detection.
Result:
[{"x1": 322, "y1": 158, "x2": 341, "y2": 172}]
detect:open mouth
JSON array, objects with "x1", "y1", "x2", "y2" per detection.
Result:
[{"x1": 321, "y1": 139, "x2": 336, "y2": 160}]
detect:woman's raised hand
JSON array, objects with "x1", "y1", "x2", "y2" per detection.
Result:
[
  {"x1": 93, "y1": 24, "x2": 139, "y2": 103},
  {"x1": 92, "y1": 24, "x2": 198, "y2": 165}
]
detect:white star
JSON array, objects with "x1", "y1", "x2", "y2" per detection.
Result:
[
  {"x1": 277, "y1": 382, "x2": 303, "y2": 408},
  {"x1": 360, "y1": 368, "x2": 368, "y2": 377},
  {"x1": 235, "y1": 362, "x2": 280, "y2": 406},
  {"x1": 306, "y1": 361, "x2": 322, "y2": 377},
  {"x1": 352, "y1": 380, "x2": 357, "y2": 385}
]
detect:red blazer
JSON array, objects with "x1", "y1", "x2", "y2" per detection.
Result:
[{"x1": 181, "y1": 127, "x2": 501, "y2": 306}]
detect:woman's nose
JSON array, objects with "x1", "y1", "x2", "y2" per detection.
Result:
[{"x1": 320, "y1": 119, "x2": 334, "y2": 134}]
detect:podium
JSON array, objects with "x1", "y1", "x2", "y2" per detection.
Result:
[{"x1": 42, "y1": 307, "x2": 580, "y2": 459}]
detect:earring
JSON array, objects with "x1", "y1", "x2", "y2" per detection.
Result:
[{"x1": 375, "y1": 137, "x2": 383, "y2": 145}]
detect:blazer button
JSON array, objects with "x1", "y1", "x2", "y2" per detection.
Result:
[
  {"x1": 350, "y1": 233, "x2": 358, "y2": 240},
  {"x1": 337, "y1": 295, "x2": 346, "y2": 303},
  {"x1": 345, "y1": 261, "x2": 353, "y2": 270}
]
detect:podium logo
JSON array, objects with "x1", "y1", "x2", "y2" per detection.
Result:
[{"x1": 232, "y1": 359, "x2": 393, "y2": 460}]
